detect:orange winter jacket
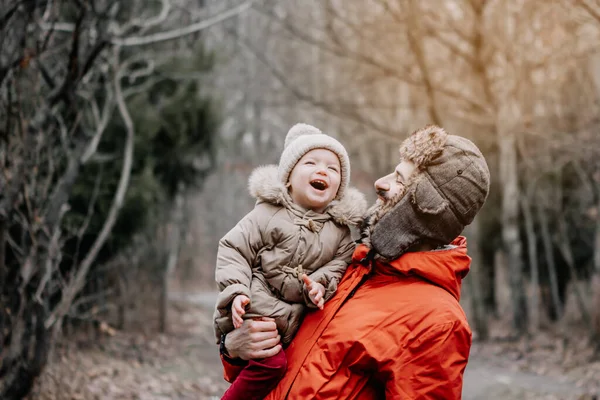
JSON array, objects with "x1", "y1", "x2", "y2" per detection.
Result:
[{"x1": 223, "y1": 237, "x2": 473, "y2": 399}]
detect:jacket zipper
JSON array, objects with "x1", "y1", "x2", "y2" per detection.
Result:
[
  {"x1": 343, "y1": 249, "x2": 375, "y2": 302},
  {"x1": 343, "y1": 273, "x2": 369, "y2": 304}
]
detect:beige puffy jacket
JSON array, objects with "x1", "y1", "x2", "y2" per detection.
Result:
[{"x1": 214, "y1": 165, "x2": 366, "y2": 344}]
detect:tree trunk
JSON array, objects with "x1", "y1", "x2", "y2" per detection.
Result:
[
  {"x1": 555, "y1": 215, "x2": 594, "y2": 338},
  {"x1": 0, "y1": 302, "x2": 50, "y2": 400},
  {"x1": 470, "y1": 0, "x2": 499, "y2": 320},
  {"x1": 407, "y1": 0, "x2": 441, "y2": 126},
  {"x1": 536, "y1": 198, "x2": 562, "y2": 320},
  {"x1": 0, "y1": 215, "x2": 6, "y2": 359},
  {"x1": 521, "y1": 193, "x2": 540, "y2": 332},
  {"x1": 159, "y1": 186, "x2": 185, "y2": 333},
  {"x1": 159, "y1": 263, "x2": 170, "y2": 333},
  {"x1": 593, "y1": 195, "x2": 600, "y2": 354},
  {"x1": 0, "y1": 215, "x2": 6, "y2": 292},
  {"x1": 464, "y1": 217, "x2": 489, "y2": 340},
  {"x1": 117, "y1": 271, "x2": 127, "y2": 330},
  {"x1": 595, "y1": 194, "x2": 600, "y2": 275},
  {"x1": 497, "y1": 104, "x2": 528, "y2": 335}
]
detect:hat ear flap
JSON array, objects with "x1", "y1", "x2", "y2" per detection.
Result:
[{"x1": 411, "y1": 176, "x2": 449, "y2": 215}]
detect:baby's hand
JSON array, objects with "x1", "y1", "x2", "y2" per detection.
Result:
[
  {"x1": 302, "y1": 274, "x2": 325, "y2": 310},
  {"x1": 231, "y1": 295, "x2": 250, "y2": 328}
]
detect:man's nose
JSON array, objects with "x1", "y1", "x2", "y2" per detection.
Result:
[{"x1": 374, "y1": 178, "x2": 389, "y2": 192}]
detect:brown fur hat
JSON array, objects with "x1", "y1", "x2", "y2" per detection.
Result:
[{"x1": 367, "y1": 125, "x2": 490, "y2": 260}]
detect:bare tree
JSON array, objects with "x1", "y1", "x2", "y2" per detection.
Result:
[{"x1": 0, "y1": 1, "x2": 255, "y2": 397}]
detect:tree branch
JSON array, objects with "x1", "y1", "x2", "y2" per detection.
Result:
[
  {"x1": 0, "y1": 216, "x2": 6, "y2": 291},
  {"x1": 49, "y1": 11, "x2": 84, "y2": 107},
  {"x1": 405, "y1": 0, "x2": 442, "y2": 125},
  {"x1": 46, "y1": 46, "x2": 135, "y2": 330},
  {"x1": 34, "y1": 203, "x2": 69, "y2": 302},
  {"x1": 112, "y1": 0, "x2": 256, "y2": 47},
  {"x1": 255, "y1": 3, "x2": 489, "y2": 115},
  {"x1": 70, "y1": 165, "x2": 104, "y2": 270},
  {"x1": 81, "y1": 86, "x2": 114, "y2": 164},
  {"x1": 230, "y1": 28, "x2": 400, "y2": 141}
]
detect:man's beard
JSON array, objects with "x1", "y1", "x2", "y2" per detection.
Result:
[{"x1": 359, "y1": 182, "x2": 410, "y2": 246}]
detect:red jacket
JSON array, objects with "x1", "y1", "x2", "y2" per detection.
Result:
[{"x1": 223, "y1": 237, "x2": 472, "y2": 399}]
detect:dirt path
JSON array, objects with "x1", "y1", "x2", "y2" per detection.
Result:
[
  {"x1": 30, "y1": 291, "x2": 598, "y2": 400},
  {"x1": 463, "y1": 357, "x2": 588, "y2": 400}
]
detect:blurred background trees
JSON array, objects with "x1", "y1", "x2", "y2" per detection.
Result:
[
  {"x1": 2, "y1": 0, "x2": 600, "y2": 398},
  {"x1": 194, "y1": 0, "x2": 600, "y2": 349}
]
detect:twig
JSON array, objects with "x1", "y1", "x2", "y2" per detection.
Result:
[
  {"x1": 70, "y1": 289, "x2": 116, "y2": 310},
  {"x1": 112, "y1": 0, "x2": 257, "y2": 47},
  {"x1": 70, "y1": 165, "x2": 104, "y2": 270},
  {"x1": 81, "y1": 85, "x2": 114, "y2": 164},
  {"x1": 35, "y1": 203, "x2": 69, "y2": 302}
]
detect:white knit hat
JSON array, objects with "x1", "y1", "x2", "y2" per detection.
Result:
[{"x1": 278, "y1": 123, "x2": 350, "y2": 200}]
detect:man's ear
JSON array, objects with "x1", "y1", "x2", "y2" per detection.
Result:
[{"x1": 411, "y1": 175, "x2": 449, "y2": 215}]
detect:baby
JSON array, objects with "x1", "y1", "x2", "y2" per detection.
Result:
[{"x1": 214, "y1": 123, "x2": 366, "y2": 400}]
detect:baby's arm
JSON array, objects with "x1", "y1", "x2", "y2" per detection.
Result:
[
  {"x1": 215, "y1": 205, "x2": 272, "y2": 325},
  {"x1": 303, "y1": 227, "x2": 355, "y2": 307}
]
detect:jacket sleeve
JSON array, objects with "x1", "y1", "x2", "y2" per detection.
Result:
[
  {"x1": 215, "y1": 204, "x2": 273, "y2": 317},
  {"x1": 376, "y1": 320, "x2": 472, "y2": 399},
  {"x1": 303, "y1": 226, "x2": 354, "y2": 307},
  {"x1": 221, "y1": 354, "x2": 247, "y2": 383}
]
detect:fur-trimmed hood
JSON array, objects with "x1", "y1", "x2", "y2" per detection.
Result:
[{"x1": 248, "y1": 165, "x2": 367, "y2": 226}]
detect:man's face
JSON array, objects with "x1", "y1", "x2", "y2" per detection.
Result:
[{"x1": 374, "y1": 160, "x2": 417, "y2": 203}]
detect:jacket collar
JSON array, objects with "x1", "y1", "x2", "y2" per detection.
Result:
[
  {"x1": 351, "y1": 236, "x2": 470, "y2": 300},
  {"x1": 248, "y1": 165, "x2": 367, "y2": 227}
]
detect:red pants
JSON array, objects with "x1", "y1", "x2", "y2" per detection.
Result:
[{"x1": 221, "y1": 349, "x2": 287, "y2": 400}]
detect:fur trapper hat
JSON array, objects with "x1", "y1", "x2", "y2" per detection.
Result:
[{"x1": 368, "y1": 125, "x2": 490, "y2": 260}]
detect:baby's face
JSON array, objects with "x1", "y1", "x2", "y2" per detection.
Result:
[{"x1": 288, "y1": 148, "x2": 341, "y2": 213}]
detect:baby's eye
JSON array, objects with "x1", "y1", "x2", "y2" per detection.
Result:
[
  {"x1": 305, "y1": 161, "x2": 316, "y2": 165},
  {"x1": 328, "y1": 166, "x2": 339, "y2": 173}
]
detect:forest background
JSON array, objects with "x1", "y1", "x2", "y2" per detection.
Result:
[{"x1": 2, "y1": 0, "x2": 600, "y2": 398}]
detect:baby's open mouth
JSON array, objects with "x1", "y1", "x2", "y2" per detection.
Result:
[{"x1": 310, "y1": 179, "x2": 328, "y2": 191}]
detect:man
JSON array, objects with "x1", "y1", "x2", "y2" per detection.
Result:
[{"x1": 219, "y1": 125, "x2": 490, "y2": 399}]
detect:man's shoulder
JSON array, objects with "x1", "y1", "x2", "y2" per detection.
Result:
[
  {"x1": 407, "y1": 285, "x2": 468, "y2": 323},
  {"x1": 408, "y1": 294, "x2": 471, "y2": 339},
  {"x1": 361, "y1": 278, "x2": 469, "y2": 331}
]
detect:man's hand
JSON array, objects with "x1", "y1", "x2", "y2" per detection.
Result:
[
  {"x1": 225, "y1": 317, "x2": 282, "y2": 360},
  {"x1": 231, "y1": 295, "x2": 250, "y2": 328},
  {"x1": 302, "y1": 274, "x2": 325, "y2": 310}
]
